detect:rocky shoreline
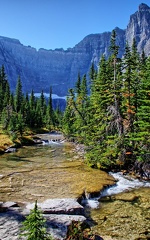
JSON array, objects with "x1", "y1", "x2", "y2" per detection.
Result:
[{"x1": 0, "y1": 198, "x2": 96, "y2": 240}]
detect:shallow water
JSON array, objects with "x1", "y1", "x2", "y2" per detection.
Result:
[
  {"x1": 0, "y1": 137, "x2": 114, "y2": 202},
  {"x1": 0, "y1": 136, "x2": 149, "y2": 239},
  {"x1": 81, "y1": 172, "x2": 149, "y2": 239},
  {"x1": 90, "y1": 187, "x2": 150, "y2": 240}
]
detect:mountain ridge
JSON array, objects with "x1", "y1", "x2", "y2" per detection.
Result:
[{"x1": 0, "y1": 3, "x2": 150, "y2": 96}]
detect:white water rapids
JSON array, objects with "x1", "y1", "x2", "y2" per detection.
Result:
[{"x1": 84, "y1": 172, "x2": 150, "y2": 209}]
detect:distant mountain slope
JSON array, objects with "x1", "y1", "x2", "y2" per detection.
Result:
[{"x1": 0, "y1": 3, "x2": 150, "y2": 96}]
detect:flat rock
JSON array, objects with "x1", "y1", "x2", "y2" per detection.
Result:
[
  {"x1": 25, "y1": 198, "x2": 84, "y2": 215},
  {"x1": 0, "y1": 205, "x2": 86, "y2": 240}
]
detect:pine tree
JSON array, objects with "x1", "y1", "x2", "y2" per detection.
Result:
[
  {"x1": 39, "y1": 90, "x2": 46, "y2": 116},
  {"x1": 15, "y1": 76, "x2": 23, "y2": 113},
  {"x1": 134, "y1": 56, "x2": 150, "y2": 162},
  {"x1": 109, "y1": 29, "x2": 123, "y2": 136},
  {"x1": 73, "y1": 74, "x2": 89, "y2": 142},
  {"x1": 3, "y1": 81, "x2": 10, "y2": 108},
  {"x1": 0, "y1": 65, "x2": 9, "y2": 113},
  {"x1": 46, "y1": 87, "x2": 54, "y2": 130},
  {"x1": 75, "y1": 72, "x2": 81, "y2": 95},
  {"x1": 20, "y1": 200, "x2": 53, "y2": 240},
  {"x1": 54, "y1": 103, "x2": 63, "y2": 129},
  {"x1": 62, "y1": 89, "x2": 76, "y2": 138},
  {"x1": 22, "y1": 93, "x2": 30, "y2": 125},
  {"x1": 29, "y1": 90, "x2": 36, "y2": 128},
  {"x1": 86, "y1": 54, "x2": 117, "y2": 168}
]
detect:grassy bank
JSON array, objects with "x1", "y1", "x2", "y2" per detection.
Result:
[{"x1": 0, "y1": 130, "x2": 13, "y2": 153}]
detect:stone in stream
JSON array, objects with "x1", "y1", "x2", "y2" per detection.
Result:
[{"x1": 112, "y1": 192, "x2": 138, "y2": 202}]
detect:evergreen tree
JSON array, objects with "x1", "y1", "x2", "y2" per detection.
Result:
[
  {"x1": 54, "y1": 103, "x2": 63, "y2": 129},
  {"x1": 29, "y1": 90, "x2": 36, "y2": 128},
  {"x1": 22, "y1": 93, "x2": 30, "y2": 125},
  {"x1": 86, "y1": 54, "x2": 116, "y2": 167},
  {"x1": 46, "y1": 87, "x2": 54, "y2": 130},
  {"x1": 15, "y1": 76, "x2": 23, "y2": 113},
  {"x1": 89, "y1": 62, "x2": 97, "y2": 84},
  {"x1": 121, "y1": 40, "x2": 141, "y2": 164},
  {"x1": 134, "y1": 56, "x2": 150, "y2": 162},
  {"x1": 16, "y1": 111, "x2": 25, "y2": 136},
  {"x1": 62, "y1": 90, "x2": 76, "y2": 138},
  {"x1": 0, "y1": 65, "x2": 8, "y2": 91},
  {"x1": 39, "y1": 90, "x2": 46, "y2": 116},
  {"x1": 35, "y1": 98, "x2": 43, "y2": 128},
  {"x1": 70, "y1": 74, "x2": 89, "y2": 142},
  {"x1": 75, "y1": 72, "x2": 81, "y2": 95},
  {"x1": 20, "y1": 200, "x2": 52, "y2": 240},
  {"x1": 0, "y1": 65, "x2": 9, "y2": 113},
  {"x1": 3, "y1": 81, "x2": 10, "y2": 108},
  {"x1": 109, "y1": 29, "x2": 123, "y2": 136}
]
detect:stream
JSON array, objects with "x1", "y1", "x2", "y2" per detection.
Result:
[{"x1": 0, "y1": 134, "x2": 150, "y2": 240}]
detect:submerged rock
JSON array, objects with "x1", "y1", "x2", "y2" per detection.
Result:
[
  {"x1": 91, "y1": 188, "x2": 150, "y2": 240},
  {"x1": 112, "y1": 192, "x2": 138, "y2": 202}
]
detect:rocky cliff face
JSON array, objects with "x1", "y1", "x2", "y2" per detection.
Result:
[
  {"x1": 0, "y1": 3, "x2": 150, "y2": 96},
  {"x1": 126, "y1": 3, "x2": 150, "y2": 53}
]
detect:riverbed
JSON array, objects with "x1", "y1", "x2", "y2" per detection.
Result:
[
  {"x1": 89, "y1": 174, "x2": 150, "y2": 240},
  {"x1": 0, "y1": 134, "x2": 150, "y2": 240},
  {"x1": 0, "y1": 134, "x2": 114, "y2": 202}
]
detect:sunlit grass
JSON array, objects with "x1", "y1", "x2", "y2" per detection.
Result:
[{"x1": 0, "y1": 129, "x2": 13, "y2": 152}]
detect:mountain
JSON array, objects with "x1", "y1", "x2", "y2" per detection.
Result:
[{"x1": 0, "y1": 3, "x2": 150, "y2": 96}]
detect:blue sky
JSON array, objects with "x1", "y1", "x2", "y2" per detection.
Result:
[{"x1": 0, "y1": 0, "x2": 149, "y2": 50}]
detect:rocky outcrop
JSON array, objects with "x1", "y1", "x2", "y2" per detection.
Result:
[
  {"x1": 0, "y1": 4, "x2": 150, "y2": 96},
  {"x1": 0, "y1": 199, "x2": 86, "y2": 240},
  {"x1": 126, "y1": 3, "x2": 150, "y2": 53}
]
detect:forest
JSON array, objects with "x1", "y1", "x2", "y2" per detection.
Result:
[
  {"x1": 0, "y1": 30, "x2": 150, "y2": 175},
  {"x1": 0, "y1": 68, "x2": 63, "y2": 141},
  {"x1": 63, "y1": 30, "x2": 150, "y2": 174}
]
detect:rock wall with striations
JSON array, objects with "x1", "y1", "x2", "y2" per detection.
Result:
[{"x1": 0, "y1": 3, "x2": 150, "y2": 96}]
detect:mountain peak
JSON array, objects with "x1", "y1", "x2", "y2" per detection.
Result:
[{"x1": 139, "y1": 3, "x2": 150, "y2": 11}]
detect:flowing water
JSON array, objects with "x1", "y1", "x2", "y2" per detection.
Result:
[
  {"x1": 0, "y1": 135, "x2": 114, "y2": 202},
  {"x1": 87, "y1": 173, "x2": 150, "y2": 240},
  {"x1": 0, "y1": 135, "x2": 150, "y2": 239}
]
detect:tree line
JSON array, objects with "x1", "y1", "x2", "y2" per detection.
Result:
[
  {"x1": 63, "y1": 30, "x2": 150, "y2": 170},
  {"x1": 0, "y1": 67, "x2": 62, "y2": 140}
]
